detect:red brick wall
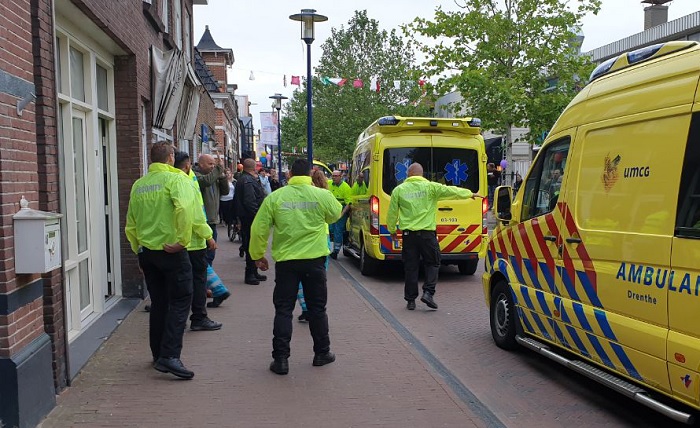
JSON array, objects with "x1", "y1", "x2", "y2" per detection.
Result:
[
  {"x1": 200, "y1": 52, "x2": 227, "y2": 90},
  {"x1": 195, "y1": 91, "x2": 216, "y2": 155},
  {"x1": 0, "y1": 0, "x2": 45, "y2": 367}
]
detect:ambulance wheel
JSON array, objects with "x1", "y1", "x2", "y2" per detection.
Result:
[
  {"x1": 359, "y1": 240, "x2": 378, "y2": 276},
  {"x1": 490, "y1": 280, "x2": 518, "y2": 350},
  {"x1": 458, "y1": 260, "x2": 478, "y2": 275}
]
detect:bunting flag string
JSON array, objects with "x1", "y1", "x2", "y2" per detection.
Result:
[{"x1": 287, "y1": 75, "x2": 429, "y2": 93}]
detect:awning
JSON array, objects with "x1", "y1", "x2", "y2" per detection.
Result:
[
  {"x1": 152, "y1": 46, "x2": 186, "y2": 130},
  {"x1": 176, "y1": 62, "x2": 202, "y2": 141}
]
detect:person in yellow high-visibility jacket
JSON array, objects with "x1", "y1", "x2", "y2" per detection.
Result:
[
  {"x1": 250, "y1": 159, "x2": 342, "y2": 375},
  {"x1": 387, "y1": 162, "x2": 482, "y2": 311},
  {"x1": 173, "y1": 151, "x2": 223, "y2": 332},
  {"x1": 125, "y1": 142, "x2": 195, "y2": 380},
  {"x1": 327, "y1": 170, "x2": 352, "y2": 259}
]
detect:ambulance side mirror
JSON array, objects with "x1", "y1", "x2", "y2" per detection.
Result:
[{"x1": 494, "y1": 186, "x2": 512, "y2": 223}]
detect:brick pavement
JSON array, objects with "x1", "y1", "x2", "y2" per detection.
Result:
[{"x1": 38, "y1": 225, "x2": 484, "y2": 428}]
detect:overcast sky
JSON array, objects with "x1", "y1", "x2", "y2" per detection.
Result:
[{"x1": 193, "y1": 0, "x2": 700, "y2": 124}]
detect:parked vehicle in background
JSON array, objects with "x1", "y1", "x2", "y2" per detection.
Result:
[{"x1": 345, "y1": 115, "x2": 488, "y2": 275}]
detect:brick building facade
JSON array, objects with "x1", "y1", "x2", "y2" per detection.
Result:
[
  {"x1": 0, "y1": 1, "x2": 210, "y2": 426},
  {"x1": 196, "y1": 27, "x2": 240, "y2": 167}
]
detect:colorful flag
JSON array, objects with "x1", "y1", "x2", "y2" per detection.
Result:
[
  {"x1": 291, "y1": 75, "x2": 301, "y2": 86},
  {"x1": 369, "y1": 77, "x2": 380, "y2": 93},
  {"x1": 353, "y1": 79, "x2": 363, "y2": 88},
  {"x1": 329, "y1": 78, "x2": 347, "y2": 86}
]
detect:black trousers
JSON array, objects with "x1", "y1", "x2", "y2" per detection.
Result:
[
  {"x1": 139, "y1": 249, "x2": 193, "y2": 360},
  {"x1": 240, "y1": 219, "x2": 257, "y2": 276},
  {"x1": 272, "y1": 257, "x2": 329, "y2": 359},
  {"x1": 188, "y1": 249, "x2": 208, "y2": 322},
  {"x1": 205, "y1": 223, "x2": 217, "y2": 265},
  {"x1": 402, "y1": 230, "x2": 441, "y2": 301}
]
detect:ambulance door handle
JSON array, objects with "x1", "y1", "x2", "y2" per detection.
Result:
[
  {"x1": 438, "y1": 207, "x2": 453, "y2": 211},
  {"x1": 566, "y1": 237, "x2": 582, "y2": 244},
  {"x1": 543, "y1": 235, "x2": 557, "y2": 242},
  {"x1": 558, "y1": 244, "x2": 563, "y2": 256}
]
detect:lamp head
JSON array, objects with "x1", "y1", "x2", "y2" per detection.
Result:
[
  {"x1": 269, "y1": 93, "x2": 288, "y2": 111},
  {"x1": 289, "y1": 9, "x2": 328, "y2": 44}
]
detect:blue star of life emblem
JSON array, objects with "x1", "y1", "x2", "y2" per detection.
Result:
[
  {"x1": 444, "y1": 159, "x2": 468, "y2": 185},
  {"x1": 395, "y1": 159, "x2": 411, "y2": 182}
]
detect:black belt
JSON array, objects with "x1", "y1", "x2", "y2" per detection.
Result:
[{"x1": 402, "y1": 229, "x2": 436, "y2": 236}]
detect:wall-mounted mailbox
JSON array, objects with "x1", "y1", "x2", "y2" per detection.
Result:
[{"x1": 13, "y1": 199, "x2": 63, "y2": 274}]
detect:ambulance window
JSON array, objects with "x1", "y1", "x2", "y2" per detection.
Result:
[
  {"x1": 383, "y1": 147, "x2": 431, "y2": 194},
  {"x1": 351, "y1": 149, "x2": 370, "y2": 195},
  {"x1": 675, "y1": 113, "x2": 700, "y2": 238},
  {"x1": 520, "y1": 138, "x2": 570, "y2": 221},
  {"x1": 432, "y1": 148, "x2": 480, "y2": 192}
]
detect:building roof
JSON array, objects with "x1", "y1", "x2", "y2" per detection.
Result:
[
  {"x1": 193, "y1": 48, "x2": 219, "y2": 92},
  {"x1": 587, "y1": 11, "x2": 700, "y2": 62},
  {"x1": 196, "y1": 25, "x2": 234, "y2": 64}
]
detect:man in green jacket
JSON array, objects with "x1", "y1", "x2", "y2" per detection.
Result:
[
  {"x1": 387, "y1": 162, "x2": 482, "y2": 311},
  {"x1": 125, "y1": 142, "x2": 195, "y2": 379},
  {"x1": 250, "y1": 159, "x2": 342, "y2": 375},
  {"x1": 173, "y1": 151, "x2": 223, "y2": 332},
  {"x1": 328, "y1": 170, "x2": 352, "y2": 259},
  {"x1": 195, "y1": 153, "x2": 229, "y2": 265}
]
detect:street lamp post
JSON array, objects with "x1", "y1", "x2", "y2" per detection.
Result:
[
  {"x1": 270, "y1": 93, "x2": 288, "y2": 183},
  {"x1": 289, "y1": 8, "x2": 327, "y2": 165}
]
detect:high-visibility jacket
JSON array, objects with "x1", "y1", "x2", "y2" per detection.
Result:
[
  {"x1": 125, "y1": 163, "x2": 193, "y2": 253},
  {"x1": 328, "y1": 179, "x2": 352, "y2": 205},
  {"x1": 386, "y1": 175, "x2": 473, "y2": 234},
  {"x1": 351, "y1": 181, "x2": 368, "y2": 196},
  {"x1": 171, "y1": 167, "x2": 213, "y2": 251},
  {"x1": 250, "y1": 175, "x2": 342, "y2": 262}
]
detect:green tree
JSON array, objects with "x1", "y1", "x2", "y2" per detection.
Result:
[
  {"x1": 405, "y1": 0, "x2": 601, "y2": 144},
  {"x1": 281, "y1": 10, "x2": 431, "y2": 164}
]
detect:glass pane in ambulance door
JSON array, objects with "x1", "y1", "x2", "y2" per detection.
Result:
[
  {"x1": 382, "y1": 145, "x2": 431, "y2": 253},
  {"x1": 512, "y1": 139, "x2": 570, "y2": 344},
  {"x1": 431, "y1": 144, "x2": 481, "y2": 255}
]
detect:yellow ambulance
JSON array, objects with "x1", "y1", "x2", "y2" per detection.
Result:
[
  {"x1": 484, "y1": 41, "x2": 700, "y2": 423},
  {"x1": 344, "y1": 116, "x2": 489, "y2": 275}
]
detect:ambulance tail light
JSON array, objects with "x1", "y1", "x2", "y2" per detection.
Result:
[
  {"x1": 482, "y1": 197, "x2": 489, "y2": 232},
  {"x1": 370, "y1": 195, "x2": 380, "y2": 235}
]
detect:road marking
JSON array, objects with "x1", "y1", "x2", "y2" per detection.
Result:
[{"x1": 334, "y1": 260, "x2": 506, "y2": 428}]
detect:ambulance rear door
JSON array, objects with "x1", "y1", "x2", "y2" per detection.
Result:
[{"x1": 431, "y1": 135, "x2": 485, "y2": 259}]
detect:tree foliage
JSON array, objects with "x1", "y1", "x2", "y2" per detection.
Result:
[
  {"x1": 281, "y1": 10, "x2": 432, "y2": 164},
  {"x1": 405, "y1": 0, "x2": 601, "y2": 143}
]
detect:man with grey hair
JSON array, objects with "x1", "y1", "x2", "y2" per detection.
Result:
[{"x1": 194, "y1": 152, "x2": 229, "y2": 265}]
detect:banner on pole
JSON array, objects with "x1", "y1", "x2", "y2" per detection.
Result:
[{"x1": 260, "y1": 111, "x2": 278, "y2": 146}]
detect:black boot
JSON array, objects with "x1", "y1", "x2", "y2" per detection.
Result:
[
  {"x1": 245, "y1": 274, "x2": 260, "y2": 285},
  {"x1": 269, "y1": 358, "x2": 289, "y2": 375}
]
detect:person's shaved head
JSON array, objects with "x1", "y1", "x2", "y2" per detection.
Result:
[
  {"x1": 408, "y1": 163, "x2": 423, "y2": 177},
  {"x1": 198, "y1": 154, "x2": 216, "y2": 174},
  {"x1": 243, "y1": 158, "x2": 257, "y2": 172}
]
